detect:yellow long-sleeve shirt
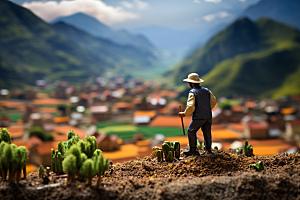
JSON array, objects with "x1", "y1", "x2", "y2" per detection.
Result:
[{"x1": 184, "y1": 91, "x2": 217, "y2": 116}]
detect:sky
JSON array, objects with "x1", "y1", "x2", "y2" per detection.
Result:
[{"x1": 10, "y1": 0, "x2": 260, "y2": 30}]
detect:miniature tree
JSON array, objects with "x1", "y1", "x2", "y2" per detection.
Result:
[
  {"x1": 80, "y1": 159, "x2": 95, "y2": 185},
  {"x1": 77, "y1": 140, "x2": 86, "y2": 154},
  {"x1": 52, "y1": 149, "x2": 63, "y2": 174},
  {"x1": 84, "y1": 135, "x2": 98, "y2": 158},
  {"x1": 93, "y1": 149, "x2": 102, "y2": 157},
  {"x1": 2, "y1": 143, "x2": 15, "y2": 182},
  {"x1": 243, "y1": 140, "x2": 253, "y2": 157},
  {"x1": 250, "y1": 161, "x2": 264, "y2": 172},
  {"x1": 81, "y1": 153, "x2": 88, "y2": 165},
  {"x1": 0, "y1": 141, "x2": 6, "y2": 179},
  {"x1": 64, "y1": 134, "x2": 81, "y2": 152},
  {"x1": 63, "y1": 154, "x2": 77, "y2": 184},
  {"x1": 67, "y1": 145, "x2": 82, "y2": 175},
  {"x1": 0, "y1": 128, "x2": 12, "y2": 144},
  {"x1": 93, "y1": 151, "x2": 109, "y2": 187},
  {"x1": 39, "y1": 165, "x2": 44, "y2": 178},
  {"x1": 57, "y1": 141, "x2": 65, "y2": 156},
  {"x1": 67, "y1": 130, "x2": 76, "y2": 140},
  {"x1": 12, "y1": 146, "x2": 28, "y2": 183}
]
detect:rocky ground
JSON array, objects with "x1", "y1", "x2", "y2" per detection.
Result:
[{"x1": 1, "y1": 149, "x2": 299, "y2": 200}]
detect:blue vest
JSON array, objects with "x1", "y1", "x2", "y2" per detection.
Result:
[{"x1": 189, "y1": 86, "x2": 212, "y2": 120}]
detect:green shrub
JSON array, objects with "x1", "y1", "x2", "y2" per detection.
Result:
[
  {"x1": 197, "y1": 139, "x2": 205, "y2": 150},
  {"x1": 57, "y1": 141, "x2": 64, "y2": 156},
  {"x1": 0, "y1": 142, "x2": 28, "y2": 183},
  {"x1": 67, "y1": 130, "x2": 75, "y2": 141},
  {"x1": 51, "y1": 149, "x2": 63, "y2": 174},
  {"x1": 157, "y1": 150, "x2": 163, "y2": 162},
  {"x1": 172, "y1": 141, "x2": 180, "y2": 159},
  {"x1": 80, "y1": 159, "x2": 94, "y2": 185},
  {"x1": 63, "y1": 154, "x2": 77, "y2": 184},
  {"x1": 0, "y1": 128, "x2": 12, "y2": 144},
  {"x1": 93, "y1": 151, "x2": 109, "y2": 187},
  {"x1": 250, "y1": 161, "x2": 264, "y2": 172},
  {"x1": 84, "y1": 135, "x2": 98, "y2": 158}
]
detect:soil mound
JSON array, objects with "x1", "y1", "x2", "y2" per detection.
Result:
[{"x1": 1, "y1": 150, "x2": 299, "y2": 200}]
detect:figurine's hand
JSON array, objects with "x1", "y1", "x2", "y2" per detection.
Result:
[{"x1": 178, "y1": 112, "x2": 185, "y2": 118}]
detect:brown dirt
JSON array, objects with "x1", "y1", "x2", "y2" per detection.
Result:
[{"x1": 1, "y1": 149, "x2": 300, "y2": 200}]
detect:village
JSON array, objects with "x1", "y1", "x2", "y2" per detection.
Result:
[{"x1": 0, "y1": 75, "x2": 300, "y2": 172}]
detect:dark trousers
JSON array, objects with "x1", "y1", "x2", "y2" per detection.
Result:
[{"x1": 187, "y1": 118, "x2": 212, "y2": 149}]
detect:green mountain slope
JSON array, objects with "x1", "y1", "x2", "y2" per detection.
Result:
[
  {"x1": 170, "y1": 17, "x2": 300, "y2": 99},
  {"x1": 52, "y1": 22, "x2": 156, "y2": 74},
  {"x1": 0, "y1": 0, "x2": 155, "y2": 88}
]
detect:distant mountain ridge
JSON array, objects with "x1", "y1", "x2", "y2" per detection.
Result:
[
  {"x1": 169, "y1": 17, "x2": 300, "y2": 99},
  {"x1": 51, "y1": 13, "x2": 155, "y2": 51},
  {"x1": 242, "y1": 0, "x2": 300, "y2": 30},
  {"x1": 0, "y1": 0, "x2": 156, "y2": 88}
]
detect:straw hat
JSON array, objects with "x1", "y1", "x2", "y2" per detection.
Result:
[{"x1": 183, "y1": 73, "x2": 204, "y2": 83}]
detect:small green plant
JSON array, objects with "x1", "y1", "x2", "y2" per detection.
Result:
[
  {"x1": 151, "y1": 146, "x2": 161, "y2": 157},
  {"x1": 162, "y1": 141, "x2": 179, "y2": 162},
  {"x1": 63, "y1": 154, "x2": 77, "y2": 184},
  {"x1": 39, "y1": 165, "x2": 44, "y2": 178},
  {"x1": 93, "y1": 151, "x2": 109, "y2": 187},
  {"x1": 243, "y1": 140, "x2": 253, "y2": 157},
  {"x1": 84, "y1": 135, "x2": 98, "y2": 158},
  {"x1": 214, "y1": 146, "x2": 218, "y2": 150},
  {"x1": 172, "y1": 141, "x2": 180, "y2": 159},
  {"x1": 235, "y1": 148, "x2": 243, "y2": 154},
  {"x1": 197, "y1": 139, "x2": 205, "y2": 150},
  {"x1": 157, "y1": 150, "x2": 163, "y2": 162},
  {"x1": 51, "y1": 149, "x2": 63, "y2": 174},
  {"x1": 67, "y1": 145, "x2": 83, "y2": 175},
  {"x1": 250, "y1": 161, "x2": 264, "y2": 172},
  {"x1": 80, "y1": 159, "x2": 94, "y2": 185},
  {"x1": 166, "y1": 151, "x2": 174, "y2": 162}
]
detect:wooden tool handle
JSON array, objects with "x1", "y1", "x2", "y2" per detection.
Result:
[{"x1": 179, "y1": 105, "x2": 185, "y2": 135}]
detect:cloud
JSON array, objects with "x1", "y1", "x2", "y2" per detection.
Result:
[
  {"x1": 193, "y1": 0, "x2": 201, "y2": 4},
  {"x1": 120, "y1": 0, "x2": 149, "y2": 10},
  {"x1": 22, "y1": 0, "x2": 138, "y2": 25},
  {"x1": 203, "y1": 11, "x2": 230, "y2": 22},
  {"x1": 204, "y1": 0, "x2": 222, "y2": 3}
]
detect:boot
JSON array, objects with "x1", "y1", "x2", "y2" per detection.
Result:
[
  {"x1": 204, "y1": 147, "x2": 213, "y2": 154},
  {"x1": 184, "y1": 147, "x2": 200, "y2": 156}
]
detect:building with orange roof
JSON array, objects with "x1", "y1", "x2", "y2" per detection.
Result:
[
  {"x1": 134, "y1": 110, "x2": 157, "y2": 124},
  {"x1": 245, "y1": 101, "x2": 256, "y2": 109},
  {"x1": 29, "y1": 141, "x2": 57, "y2": 167},
  {"x1": 160, "y1": 90, "x2": 179, "y2": 98},
  {"x1": 6, "y1": 125, "x2": 24, "y2": 139},
  {"x1": 197, "y1": 128, "x2": 240, "y2": 142},
  {"x1": 102, "y1": 144, "x2": 139, "y2": 164},
  {"x1": 53, "y1": 116, "x2": 69, "y2": 124},
  {"x1": 53, "y1": 125, "x2": 87, "y2": 141},
  {"x1": 33, "y1": 98, "x2": 68, "y2": 106},
  {"x1": 39, "y1": 107, "x2": 58, "y2": 114},
  {"x1": 12, "y1": 139, "x2": 32, "y2": 150},
  {"x1": 245, "y1": 122, "x2": 268, "y2": 139},
  {"x1": 113, "y1": 102, "x2": 134, "y2": 113},
  {"x1": 243, "y1": 139, "x2": 295, "y2": 156},
  {"x1": 228, "y1": 123, "x2": 245, "y2": 132},
  {"x1": 149, "y1": 115, "x2": 192, "y2": 127},
  {"x1": 231, "y1": 105, "x2": 244, "y2": 113},
  {"x1": 281, "y1": 107, "x2": 297, "y2": 115}
]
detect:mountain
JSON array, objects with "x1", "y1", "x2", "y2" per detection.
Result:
[
  {"x1": 0, "y1": 0, "x2": 156, "y2": 88},
  {"x1": 52, "y1": 22, "x2": 156, "y2": 74},
  {"x1": 169, "y1": 18, "x2": 300, "y2": 99},
  {"x1": 242, "y1": 0, "x2": 300, "y2": 30},
  {"x1": 51, "y1": 13, "x2": 154, "y2": 51}
]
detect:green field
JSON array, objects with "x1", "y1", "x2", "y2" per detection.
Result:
[{"x1": 97, "y1": 124, "x2": 185, "y2": 140}]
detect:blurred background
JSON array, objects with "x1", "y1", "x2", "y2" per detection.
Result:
[{"x1": 1, "y1": 0, "x2": 300, "y2": 171}]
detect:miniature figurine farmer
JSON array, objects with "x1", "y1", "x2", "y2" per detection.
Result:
[{"x1": 178, "y1": 73, "x2": 217, "y2": 155}]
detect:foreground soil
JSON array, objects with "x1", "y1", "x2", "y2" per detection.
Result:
[{"x1": 1, "y1": 149, "x2": 300, "y2": 200}]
